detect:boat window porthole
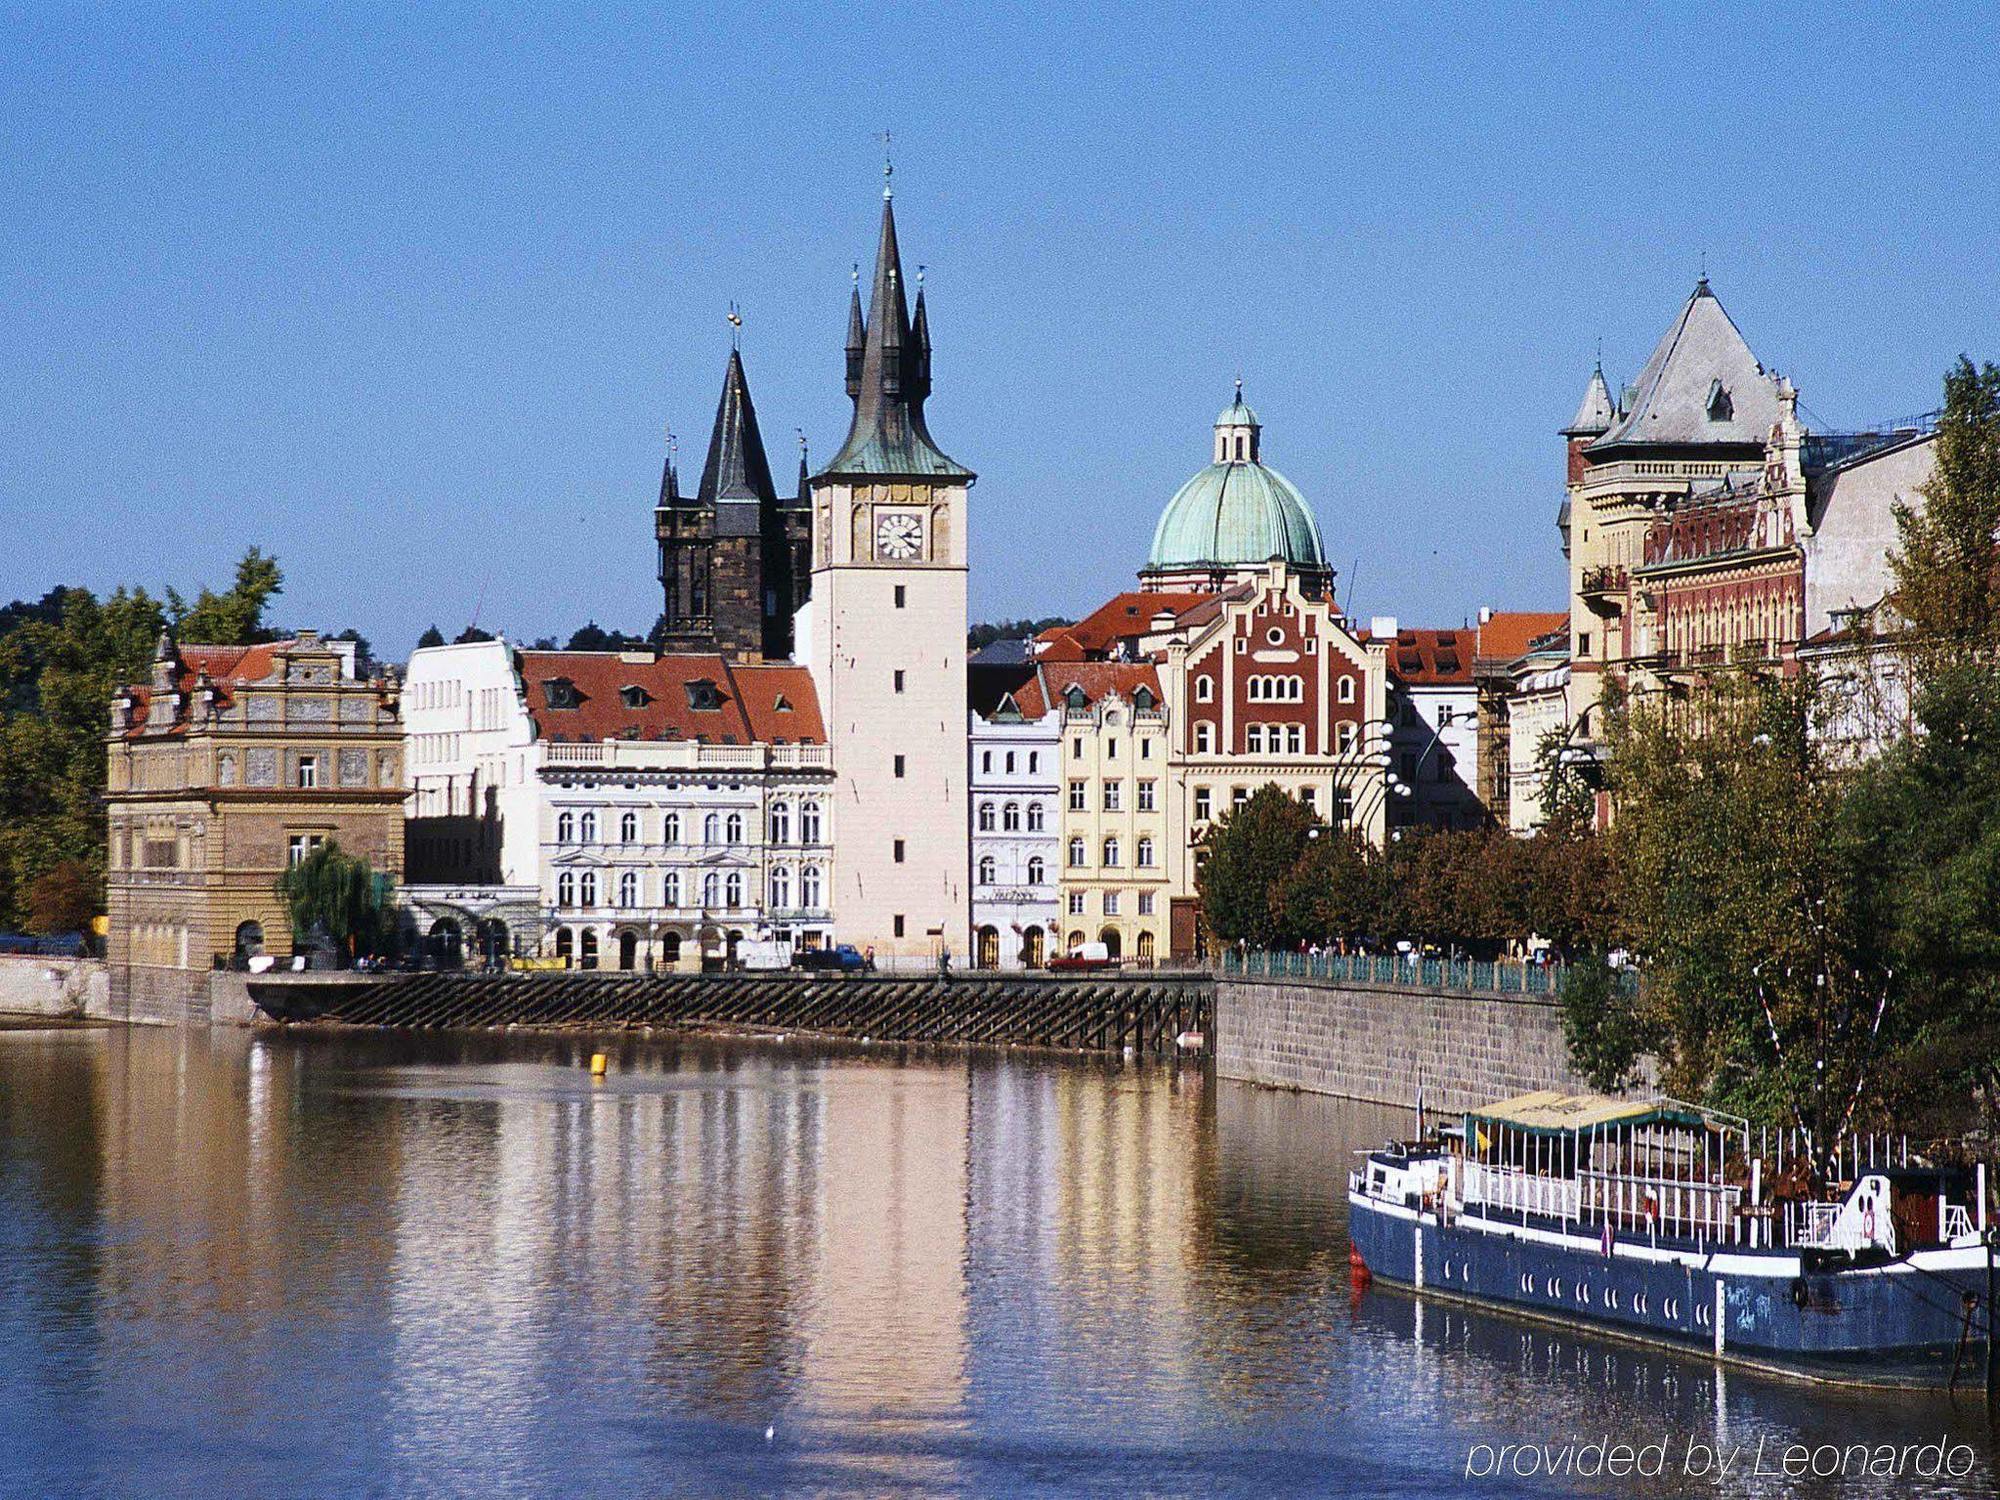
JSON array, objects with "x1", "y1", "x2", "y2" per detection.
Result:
[
  {"x1": 1578, "y1": 1284, "x2": 1590, "y2": 1304},
  {"x1": 1549, "y1": 1278, "x2": 1561, "y2": 1298}
]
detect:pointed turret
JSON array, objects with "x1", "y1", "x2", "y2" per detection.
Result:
[
  {"x1": 696, "y1": 347, "x2": 779, "y2": 522},
  {"x1": 910, "y1": 274, "x2": 932, "y2": 403},
  {"x1": 1563, "y1": 362, "x2": 1617, "y2": 438},
  {"x1": 821, "y1": 194, "x2": 972, "y2": 480},
  {"x1": 843, "y1": 270, "x2": 866, "y2": 399}
]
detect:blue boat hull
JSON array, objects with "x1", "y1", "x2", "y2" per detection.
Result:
[{"x1": 1348, "y1": 1193, "x2": 1992, "y2": 1386}]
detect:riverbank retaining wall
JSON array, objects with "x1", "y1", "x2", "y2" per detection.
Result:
[
  {"x1": 1216, "y1": 974, "x2": 1614, "y2": 1113},
  {"x1": 0, "y1": 956, "x2": 111, "y2": 1020}
]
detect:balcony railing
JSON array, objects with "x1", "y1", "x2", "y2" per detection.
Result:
[{"x1": 541, "y1": 740, "x2": 832, "y2": 771}]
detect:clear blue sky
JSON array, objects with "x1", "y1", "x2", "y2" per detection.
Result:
[{"x1": 5, "y1": 4, "x2": 1997, "y2": 658}]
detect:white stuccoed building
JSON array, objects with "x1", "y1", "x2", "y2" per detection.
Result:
[
  {"x1": 403, "y1": 639, "x2": 833, "y2": 969},
  {"x1": 967, "y1": 659, "x2": 1062, "y2": 969}
]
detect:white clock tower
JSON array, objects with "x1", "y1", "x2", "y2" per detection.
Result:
[{"x1": 808, "y1": 181, "x2": 973, "y2": 965}]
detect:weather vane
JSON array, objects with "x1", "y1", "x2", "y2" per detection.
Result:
[
  {"x1": 727, "y1": 300, "x2": 742, "y2": 347},
  {"x1": 878, "y1": 129, "x2": 893, "y2": 197}
]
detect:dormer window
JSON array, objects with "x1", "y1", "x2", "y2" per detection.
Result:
[
  {"x1": 684, "y1": 679, "x2": 721, "y2": 711},
  {"x1": 620, "y1": 684, "x2": 652, "y2": 709},
  {"x1": 773, "y1": 693, "x2": 793, "y2": 712},
  {"x1": 1706, "y1": 379, "x2": 1732, "y2": 422},
  {"x1": 1063, "y1": 685, "x2": 1088, "y2": 710},
  {"x1": 542, "y1": 678, "x2": 579, "y2": 711},
  {"x1": 1132, "y1": 686, "x2": 1156, "y2": 711}
]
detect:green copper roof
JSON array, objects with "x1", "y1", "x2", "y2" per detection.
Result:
[
  {"x1": 1145, "y1": 458, "x2": 1326, "y2": 573},
  {"x1": 1215, "y1": 396, "x2": 1260, "y2": 427}
]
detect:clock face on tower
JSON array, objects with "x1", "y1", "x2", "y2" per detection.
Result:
[{"x1": 874, "y1": 511, "x2": 923, "y2": 561}]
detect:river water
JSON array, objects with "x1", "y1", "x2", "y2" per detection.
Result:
[{"x1": 0, "y1": 1026, "x2": 1992, "y2": 1498}]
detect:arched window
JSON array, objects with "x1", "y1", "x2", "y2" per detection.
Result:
[
  {"x1": 618, "y1": 870, "x2": 638, "y2": 908},
  {"x1": 977, "y1": 802, "x2": 995, "y2": 832},
  {"x1": 1068, "y1": 836, "x2": 1086, "y2": 867},
  {"x1": 725, "y1": 812, "x2": 743, "y2": 844},
  {"x1": 770, "y1": 866, "x2": 791, "y2": 908},
  {"x1": 1196, "y1": 675, "x2": 1214, "y2": 703},
  {"x1": 1196, "y1": 722, "x2": 1215, "y2": 753},
  {"x1": 1338, "y1": 676, "x2": 1356, "y2": 704},
  {"x1": 557, "y1": 811, "x2": 575, "y2": 841},
  {"x1": 1004, "y1": 751, "x2": 1015, "y2": 773},
  {"x1": 801, "y1": 865, "x2": 822, "y2": 908},
  {"x1": 1246, "y1": 725, "x2": 1264, "y2": 753},
  {"x1": 1337, "y1": 722, "x2": 1358, "y2": 753},
  {"x1": 664, "y1": 811, "x2": 681, "y2": 843},
  {"x1": 703, "y1": 812, "x2": 720, "y2": 844},
  {"x1": 725, "y1": 872, "x2": 743, "y2": 907},
  {"x1": 769, "y1": 802, "x2": 790, "y2": 844},
  {"x1": 663, "y1": 871, "x2": 681, "y2": 907},
  {"x1": 977, "y1": 855, "x2": 995, "y2": 885},
  {"x1": 1103, "y1": 837, "x2": 1121, "y2": 867},
  {"x1": 702, "y1": 872, "x2": 720, "y2": 907},
  {"x1": 981, "y1": 750, "x2": 992, "y2": 773},
  {"x1": 1027, "y1": 855, "x2": 1046, "y2": 885},
  {"x1": 579, "y1": 871, "x2": 597, "y2": 907},
  {"x1": 620, "y1": 811, "x2": 638, "y2": 843},
  {"x1": 579, "y1": 811, "x2": 598, "y2": 842},
  {"x1": 1137, "y1": 931, "x2": 1155, "y2": 962},
  {"x1": 1136, "y1": 836, "x2": 1154, "y2": 868},
  {"x1": 1002, "y1": 802, "x2": 1020, "y2": 831},
  {"x1": 800, "y1": 803, "x2": 821, "y2": 843},
  {"x1": 554, "y1": 927, "x2": 574, "y2": 964},
  {"x1": 579, "y1": 928, "x2": 598, "y2": 970},
  {"x1": 1026, "y1": 803, "x2": 1045, "y2": 831},
  {"x1": 558, "y1": 871, "x2": 575, "y2": 907},
  {"x1": 661, "y1": 931, "x2": 682, "y2": 963}
]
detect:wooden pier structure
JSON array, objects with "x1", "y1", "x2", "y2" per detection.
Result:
[{"x1": 246, "y1": 970, "x2": 1215, "y2": 1057}]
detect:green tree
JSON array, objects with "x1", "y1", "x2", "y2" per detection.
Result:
[
  {"x1": 273, "y1": 840, "x2": 393, "y2": 962},
  {"x1": 0, "y1": 584, "x2": 165, "y2": 928},
  {"x1": 416, "y1": 624, "x2": 446, "y2": 650},
  {"x1": 1195, "y1": 785, "x2": 1323, "y2": 949},
  {"x1": 26, "y1": 858, "x2": 99, "y2": 936},
  {"x1": 168, "y1": 546, "x2": 283, "y2": 645},
  {"x1": 453, "y1": 625, "x2": 495, "y2": 645},
  {"x1": 1889, "y1": 357, "x2": 2000, "y2": 663},
  {"x1": 1609, "y1": 671, "x2": 1878, "y2": 1143}
]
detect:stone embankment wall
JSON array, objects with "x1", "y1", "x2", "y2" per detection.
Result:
[
  {"x1": 1216, "y1": 974, "x2": 1611, "y2": 1113},
  {"x1": 0, "y1": 955, "x2": 111, "y2": 1020}
]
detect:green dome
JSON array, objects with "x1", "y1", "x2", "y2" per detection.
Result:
[
  {"x1": 1216, "y1": 396, "x2": 1260, "y2": 427},
  {"x1": 1145, "y1": 457, "x2": 1327, "y2": 574}
]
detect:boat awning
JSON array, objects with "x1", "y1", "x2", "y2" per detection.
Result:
[{"x1": 1465, "y1": 1090, "x2": 1713, "y2": 1138}]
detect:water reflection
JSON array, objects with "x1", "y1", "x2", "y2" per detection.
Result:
[{"x1": 0, "y1": 1027, "x2": 1992, "y2": 1497}]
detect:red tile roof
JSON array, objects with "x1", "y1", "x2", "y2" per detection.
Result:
[
  {"x1": 1362, "y1": 627, "x2": 1475, "y2": 687},
  {"x1": 122, "y1": 641, "x2": 289, "y2": 735},
  {"x1": 1044, "y1": 661, "x2": 1162, "y2": 709},
  {"x1": 1474, "y1": 611, "x2": 1570, "y2": 668},
  {"x1": 1036, "y1": 591, "x2": 1215, "y2": 660},
  {"x1": 517, "y1": 651, "x2": 823, "y2": 745}
]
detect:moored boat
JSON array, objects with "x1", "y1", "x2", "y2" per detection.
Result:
[{"x1": 1347, "y1": 1090, "x2": 1998, "y2": 1386}]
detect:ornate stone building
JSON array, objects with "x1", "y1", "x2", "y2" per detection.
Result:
[
  {"x1": 105, "y1": 631, "x2": 404, "y2": 1020},
  {"x1": 655, "y1": 347, "x2": 811, "y2": 662},
  {"x1": 968, "y1": 662, "x2": 1061, "y2": 969}
]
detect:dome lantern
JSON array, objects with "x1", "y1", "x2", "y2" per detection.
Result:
[{"x1": 1141, "y1": 385, "x2": 1331, "y2": 596}]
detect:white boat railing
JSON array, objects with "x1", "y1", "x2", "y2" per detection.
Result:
[
  {"x1": 1461, "y1": 1162, "x2": 1580, "y2": 1221},
  {"x1": 1944, "y1": 1204, "x2": 1977, "y2": 1242}
]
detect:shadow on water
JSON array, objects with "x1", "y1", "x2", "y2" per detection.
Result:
[{"x1": 0, "y1": 1025, "x2": 1990, "y2": 1498}]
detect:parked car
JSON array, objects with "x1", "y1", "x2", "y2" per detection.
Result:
[
  {"x1": 793, "y1": 944, "x2": 871, "y2": 973},
  {"x1": 1049, "y1": 941, "x2": 1118, "y2": 973}
]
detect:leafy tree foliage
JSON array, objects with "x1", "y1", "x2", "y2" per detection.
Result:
[
  {"x1": 452, "y1": 625, "x2": 495, "y2": 645},
  {"x1": 26, "y1": 857, "x2": 99, "y2": 936},
  {"x1": 167, "y1": 546, "x2": 283, "y2": 645},
  {"x1": 1890, "y1": 357, "x2": 2000, "y2": 662},
  {"x1": 1196, "y1": 786, "x2": 1325, "y2": 949},
  {"x1": 565, "y1": 620, "x2": 648, "y2": 651},
  {"x1": 272, "y1": 839, "x2": 393, "y2": 961},
  {"x1": 416, "y1": 624, "x2": 446, "y2": 650},
  {"x1": 0, "y1": 583, "x2": 166, "y2": 929}
]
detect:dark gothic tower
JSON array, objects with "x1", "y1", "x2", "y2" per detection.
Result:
[{"x1": 655, "y1": 347, "x2": 803, "y2": 661}]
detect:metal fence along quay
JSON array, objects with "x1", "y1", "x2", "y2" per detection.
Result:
[{"x1": 1221, "y1": 948, "x2": 1572, "y2": 995}]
